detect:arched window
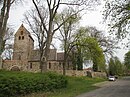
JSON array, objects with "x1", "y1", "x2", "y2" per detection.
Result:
[
  {"x1": 19, "y1": 36, "x2": 21, "y2": 40},
  {"x1": 11, "y1": 66, "x2": 20, "y2": 71},
  {"x1": 21, "y1": 31, "x2": 23, "y2": 35},
  {"x1": 22, "y1": 36, "x2": 24, "y2": 40}
]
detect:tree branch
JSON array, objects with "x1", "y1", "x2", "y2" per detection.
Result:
[{"x1": 32, "y1": 0, "x2": 48, "y2": 33}]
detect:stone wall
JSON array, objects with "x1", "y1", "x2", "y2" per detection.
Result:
[
  {"x1": 86, "y1": 71, "x2": 107, "y2": 78},
  {"x1": 2, "y1": 60, "x2": 66, "y2": 73},
  {"x1": 2, "y1": 60, "x2": 28, "y2": 71},
  {"x1": 2, "y1": 60, "x2": 107, "y2": 77},
  {"x1": 92, "y1": 72, "x2": 107, "y2": 78},
  {"x1": 2, "y1": 60, "x2": 88, "y2": 76},
  {"x1": 3, "y1": 60, "x2": 41, "y2": 72},
  {"x1": 28, "y1": 61, "x2": 40, "y2": 72},
  {"x1": 49, "y1": 70, "x2": 88, "y2": 76}
]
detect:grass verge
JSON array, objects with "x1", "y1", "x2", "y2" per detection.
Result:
[{"x1": 23, "y1": 76, "x2": 106, "y2": 97}]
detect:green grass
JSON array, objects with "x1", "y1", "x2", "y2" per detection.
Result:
[
  {"x1": 0, "y1": 70, "x2": 106, "y2": 97},
  {"x1": 23, "y1": 76, "x2": 106, "y2": 97},
  {"x1": 0, "y1": 70, "x2": 67, "y2": 97}
]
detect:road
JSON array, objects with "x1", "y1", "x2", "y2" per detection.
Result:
[{"x1": 76, "y1": 77, "x2": 130, "y2": 97}]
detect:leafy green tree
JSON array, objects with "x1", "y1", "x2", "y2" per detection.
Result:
[
  {"x1": 109, "y1": 57, "x2": 125, "y2": 76},
  {"x1": 109, "y1": 58, "x2": 115, "y2": 76},
  {"x1": 104, "y1": 0, "x2": 130, "y2": 39},
  {"x1": 114, "y1": 57, "x2": 124, "y2": 75},
  {"x1": 85, "y1": 38, "x2": 106, "y2": 72},
  {"x1": 73, "y1": 27, "x2": 106, "y2": 72},
  {"x1": 85, "y1": 26, "x2": 119, "y2": 57},
  {"x1": 124, "y1": 51, "x2": 130, "y2": 69},
  {"x1": 71, "y1": 27, "x2": 89, "y2": 70}
]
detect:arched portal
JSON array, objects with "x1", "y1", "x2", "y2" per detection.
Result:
[{"x1": 10, "y1": 66, "x2": 20, "y2": 71}]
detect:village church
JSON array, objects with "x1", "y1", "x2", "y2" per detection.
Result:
[{"x1": 2, "y1": 24, "x2": 74, "y2": 73}]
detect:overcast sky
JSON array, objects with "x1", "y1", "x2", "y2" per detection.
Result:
[{"x1": 8, "y1": 1, "x2": 128, "y2": 62}]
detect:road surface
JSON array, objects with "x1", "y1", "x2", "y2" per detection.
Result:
[{"x1": 76, "y1": 77, "x2": 130, "y2": 97}]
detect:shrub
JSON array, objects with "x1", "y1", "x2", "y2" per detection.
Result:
[{"x1": 0, "y1": 70, "x2": 67, "y2": 97}]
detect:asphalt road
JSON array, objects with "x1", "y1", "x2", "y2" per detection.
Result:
[{"x1": 76, "y1": 77, "x2": 130, "y2": 97}]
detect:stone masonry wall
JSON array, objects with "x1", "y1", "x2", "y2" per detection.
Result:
[
  {"x1": 2, "y1": 60, "x2": 28, "y2": 71},
  {"x1": 49, "y1": 70, "x2": 88, "y2": 76}
]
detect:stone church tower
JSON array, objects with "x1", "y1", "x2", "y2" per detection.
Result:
[{"x1": 13, "y1": 24, "x2": 34, "y2": 60}]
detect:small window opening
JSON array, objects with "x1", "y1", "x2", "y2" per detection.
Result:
[
  {"x1": 49, "y1": 63, "x2": 51, "y2": 69},
  {"x1": 21, "y1": 31, "x2": 23, "y2": 35},
  {"x1": 30, "y1": 63, "x2": 32, "y2": 69},
  {"x1": 22, "y1": 36, "x2": 24, "y2": 40},
  {"x1": 19, "y1": 36, "x2": 21, "y2": 40}
]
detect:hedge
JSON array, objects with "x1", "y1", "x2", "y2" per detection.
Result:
[{"x1": 0, "y1": 70, "x2": 68, "y2": 97}]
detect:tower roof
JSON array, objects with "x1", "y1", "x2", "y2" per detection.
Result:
[{"x1": 15, "y1": 24, "x2": 34, "y2": 41}]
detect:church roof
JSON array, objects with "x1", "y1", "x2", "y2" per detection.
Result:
[{"x1": 29, "y1": 49, "x2": 57, "y2": 61}]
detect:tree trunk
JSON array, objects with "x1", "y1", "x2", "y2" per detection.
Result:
[
  {"x1": 63, "y1": 48, "x2": 68, "y2": 75},
  {"x1": 40, "y1": 58, "x2": 47, "y2": 73},
  {"x1": 0, "y1": 0, "x2": 6, "y2": 67},
  {"x1": 0, "y1": 56, "x2": 2, "y2": 69},
  {"x1": 43, "y1": 42, "x2": 51, "y2": 72},
  {"x1": 40, "y1": 33, "x2": 52, "y2": 73},
  {"x1": 63, "y1": 62, "x2": 66, "y2": 75},
  {"x1": 0, "y1": 0, "x2": 11, "y2": 67}
]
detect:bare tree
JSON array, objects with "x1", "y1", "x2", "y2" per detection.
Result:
[
  {"x1": 2, "y1": 26, "x2": 14, "y2": 60},
  {"x1": 24, "y1": 6, "x2": 49, "y2": 72},
  {"x1": 24, "y1": 0, "x2": 100, "y2": 72},
  {"x1": 0, "y1": 0, "x2": 22, "y2": 67},
  {"x1": 2, "y1": 46, "x2": 13, "y2": 60},
  {"x1": 55, "y1": 8, "x2": 80, "y2": 75},
  {"x1": 0, "y1": 0, "x2": 13, "y2": 56}
]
